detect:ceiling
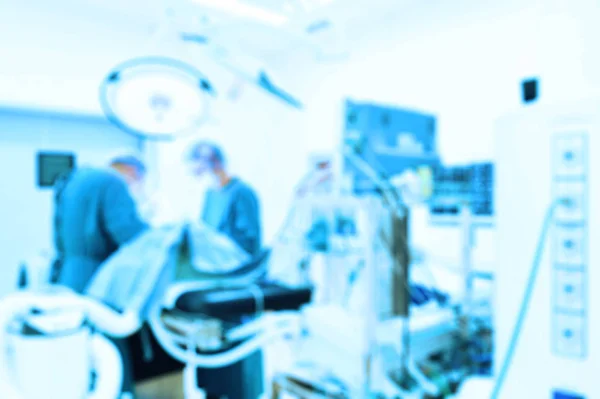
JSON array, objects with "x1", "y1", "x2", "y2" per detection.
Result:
[
  {"x1": 12, "y1": 0, "x2": 415, "y2": 66},
  {"x1": 1, "y1": 0, "x2": 531, "y2": 112},
  {"x1": 8, "y1": 0, "x2": 532, "y2": 70}
]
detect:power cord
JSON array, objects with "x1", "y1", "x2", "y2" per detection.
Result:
[{"x1": 490, "y1": 199, "x2": 567, "y2": 398}]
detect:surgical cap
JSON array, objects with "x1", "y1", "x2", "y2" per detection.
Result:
[
  {"x1": 110, "y1": 155, "x2": 147, "y2": 178},
  {"x1": 187, "y1": 141, "x2": 226, "y2": 169}
]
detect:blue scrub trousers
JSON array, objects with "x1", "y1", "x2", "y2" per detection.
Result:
[{"x1": 197, "y1": 347, "x2": 264, "y2": 399}]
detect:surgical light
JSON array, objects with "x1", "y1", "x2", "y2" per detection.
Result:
[
  {"x1": 99, "y1": 57, "x2": 215, "y2": 140},
  {"x1": 190, "y1": 0, "x2": 288, "y2": 27}
]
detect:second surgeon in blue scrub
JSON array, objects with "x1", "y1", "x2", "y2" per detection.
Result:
[
  {"x1": 188, "y1": 141, "x2": 262, "y2": 255},
  {"x1": 187, "y1": 141, "x2": 264, "y2": 399}
]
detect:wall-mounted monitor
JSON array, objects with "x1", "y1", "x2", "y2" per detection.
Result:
[{"x1": 37, "y1": 152, "x2": 76, "y2": 188}]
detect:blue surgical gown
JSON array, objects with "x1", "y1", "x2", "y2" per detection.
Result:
[
  {"x1": 201, "y1": 178, "x2": 261, "y2": 255},
  {"x1": 53, "y1": 167, "x2": 149, "y2": 293},
  {"x1": 198, "y1": 178, "x2": 264, "y2": 399}
]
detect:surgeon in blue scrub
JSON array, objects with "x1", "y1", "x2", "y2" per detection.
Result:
[
  {"x1": 188, "y1": 141, "x2": 262, "y2": 255},
  {"x1": 53, "y1": 155, "x2": 149, "y2": 291},
  {"x1": 52, "y1": 155, "x2": 149, "y2": 398},
  {"x1": 187, "y1": 141, "x2": 264, "y2": 399}
]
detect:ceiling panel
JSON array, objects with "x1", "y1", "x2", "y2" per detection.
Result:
[{"x1": 6, "y1": 0, "x2": 531, "y2": 83}]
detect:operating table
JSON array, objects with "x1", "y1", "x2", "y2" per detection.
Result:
[
  {"x1": 139, "y1": 242, "x2": 314, "y2": 399},
  {"x1": 4, "y1": 224, "x2": 314, "y2": 399}
]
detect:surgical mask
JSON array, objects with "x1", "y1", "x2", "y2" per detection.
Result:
[
  {"x1": 209, "y1": 173, "x2": 222, "y2": 188},
  {"x1": 194, "y1": 169, "x2": 218, "y2": 188},
  {"x1": 200, "y1": 173, "x2": 220, "y2": 190}
]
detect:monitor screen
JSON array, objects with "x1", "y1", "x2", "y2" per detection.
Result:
[{"x1": 37, "y1": 152, "x2": 76, "y2": 188}]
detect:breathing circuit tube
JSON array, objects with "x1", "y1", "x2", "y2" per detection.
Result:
[
  {"x1": 490, "y1": 199, "x2": 567, "y2": 398},
  {"x1": 148, "y1": 300, "x2": 299, "y2": 369}
]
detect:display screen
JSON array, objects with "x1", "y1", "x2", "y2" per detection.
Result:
[
  {"x1": 430, "y1": 162, "x2": 494, "y2": 218},
  {"x1": 37, "y1": 152, "x2": 76, "y2": 188}
]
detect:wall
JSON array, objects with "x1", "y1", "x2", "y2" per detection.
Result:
[
  {"x1": 0, "y1": 108, "x2": 140, "y2": 296},
  {"x1": 293, "y1": 2, "x2": 600, "y2": 272}
]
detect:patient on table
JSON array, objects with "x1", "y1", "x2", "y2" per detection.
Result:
[{"x1": 84, "y1": 221, "x2": 257, "y2": 319}]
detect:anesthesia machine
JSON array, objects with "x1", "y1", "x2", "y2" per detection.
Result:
[{"x1": 269, "y1": 100, "x2": 494, "y2": 399}]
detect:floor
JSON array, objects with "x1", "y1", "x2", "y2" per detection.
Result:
[
  {"x1": 136, "y1": 372, "x2": 184, "y2": 399},
  {"x1": 134, "y1": 338, "x2": 295, "y2": 399}
]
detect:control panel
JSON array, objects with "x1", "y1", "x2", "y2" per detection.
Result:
[{"x1": 552, "y1": 132, "x2": 588, "y2": 359}]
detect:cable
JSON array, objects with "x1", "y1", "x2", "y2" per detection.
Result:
[
  {"x1": 490, "y1": 200, "x2": 561, "y2": 399},
  {"x1": 344, "y1": 142, "x2": 403, "y2": 203},
  {"x1": 344, "y1": 148, "x2": 402, "y2": 215}
]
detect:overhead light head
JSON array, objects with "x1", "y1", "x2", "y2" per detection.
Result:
[{"x1": 99, "y1": 57, "x2": 216, "y2": 140}]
